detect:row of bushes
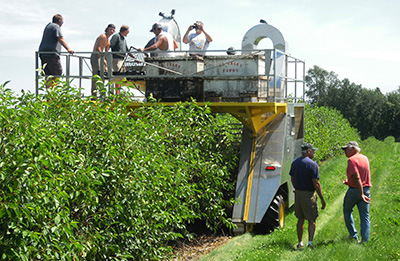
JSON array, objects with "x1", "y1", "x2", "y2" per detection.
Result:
[
  {"x1": 304, "y1": 104, "x2": 361, "y2": 163},
  {"x1": 0, "y1": 81, "x2": 240, "y2": 260},
  {"x1": 1, "y1": 77, "x2": 364, "y2": 259}
]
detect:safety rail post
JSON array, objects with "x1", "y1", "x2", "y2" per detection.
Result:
[
  {"x1": 99, "y1": 52, "x2": 105, "y2": 82},
  {"x1": 35, "y1": 51, "x2": 39, "y2": 96},
  {"x1": 106, "y1": 52, "x2": 112, "y2": 79},
  {"x1": 264, "y1": 49, "x2": 269, "y2": 102},
  {"x1": 97, "y1": 52, "x2": 104, "y2": 100},
  {"x1": 105, "y1": 53, "x2": 113, "y2": 101},
  {"x1": 285, "y1": 52, "x2": 288, "y2": 101},
  {"x1": 294, "y1": 57, "x2": 298, "y2": 102},
  {"x1": 273, "y1": 49, "x2": 277, "y2": 102},
  {"x1": 66, "y1": 54, "x2": 70, "y2": 84},
  {"x1": 79, "y1": 56, "x2": 83, "y2": 95}
]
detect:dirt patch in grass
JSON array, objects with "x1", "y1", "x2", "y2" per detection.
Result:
[{"x1": 171, "y1": 234, "x2": 231, "y2": 260}]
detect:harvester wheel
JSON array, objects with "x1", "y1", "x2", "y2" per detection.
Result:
[{"x1": 255, "y1": 194, "x2": 285, "y2": 234}]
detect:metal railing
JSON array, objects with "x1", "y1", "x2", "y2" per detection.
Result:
[{"x1": 35, "y1": 49, "x2": 305, "y2": 102}]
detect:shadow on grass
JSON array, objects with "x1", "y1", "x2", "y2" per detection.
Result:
[{"x1": 255, "y1": 236, "x2": 338, "y2": 252}]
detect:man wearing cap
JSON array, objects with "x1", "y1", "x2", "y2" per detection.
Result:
[
  {"x1": 144, "y1": 23, "x2": 178, "y2": 57},
  {"x1": 289, "y1": 142, "x2": 326, "y2": 249},
  {"x1": 341, "y1": 141, "x2": 372, "y2": 243},
  {"x1": 183, "y1": 21, "x2": 213, "y2": 57},
  {"x1": 90, "y1": 24, "x2": 116, "y2": 98}
]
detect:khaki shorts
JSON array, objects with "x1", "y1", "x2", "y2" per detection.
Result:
[
  {"x1": 112, "y1": 58, "x2": 124, "y2": 73},
  {"x1": 295, "y1": 190, "x2": 319, "y2": 220}
]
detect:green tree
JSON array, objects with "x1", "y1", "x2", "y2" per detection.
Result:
[
  {"x1": 305, "y1": 65, "x2": 340, "y2": 106},
  {"x1": 305, "y1": 65, "x2": 400, "y2": 141},
  {"x1": 385, "y1": 87, "x2": 400, "y2": 141}
]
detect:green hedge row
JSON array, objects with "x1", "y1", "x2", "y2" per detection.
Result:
[
  {"x1": 304, "y1": 104, "x2": 361, "y2": 163},
  {"x1": 0, "y1": 81, "x2": 240, "y2": 260},
  {"x1": 0, "y1": 79, "x2": 364, "y2": 259}
]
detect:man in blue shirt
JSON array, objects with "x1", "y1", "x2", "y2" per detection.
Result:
[{"x1": 290, "y1": 143, "x2": 326, "y2": 249}]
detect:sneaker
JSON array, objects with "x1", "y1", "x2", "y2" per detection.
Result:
[
  {"x1": 297, "y1": 242, "x2": 304, "y2": 249},
  {"x1": 347, "y1": 235, "x2": 359, "y2": 242},
  {"x1": 308, "y1": 242, "x2": 313, "y2": 248}
]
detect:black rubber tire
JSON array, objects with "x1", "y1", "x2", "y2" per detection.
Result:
[{"x1": 255, "y1": 194, "x2": 285, "y2": 234}]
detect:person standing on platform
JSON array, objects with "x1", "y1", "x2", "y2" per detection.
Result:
[
  {"x1": 144, "y1": 23, "x2": 178, "y2": 57},
  {"x1": 110, "y1": 25, "x2": 135, "y2": 95},
  {"x1": 90, "y1": 24, "x2": 116, "y2": 98},
  {"x1": 38, "y1": 14, "x2": 74, "y2": 88},
  {"x1": 183, "y1": 21, "x2": 213, "y2": 57}
]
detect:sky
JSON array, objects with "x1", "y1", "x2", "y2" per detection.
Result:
[{"x1": 1, "y1": 0, "x2": 400, "y2": 96}]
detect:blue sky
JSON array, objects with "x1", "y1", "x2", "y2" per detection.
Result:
[{"x1": 1, "y1": 0, "x2": 399, "y2": 95}]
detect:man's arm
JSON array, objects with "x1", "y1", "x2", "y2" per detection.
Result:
[
  {"x1": 58, "y1": 37, "x2": 74, "y2": 54},
  {"x1": 109, "y1": 35, "x2": 117, "y2": 49},
  {"x1": 312, "y1": 178, "x2": 326, "y2": 209},
  {"x1": 144, "y1": 36, "x2": 162, "y2": 51},
  {"x1": 291, "y1": 176, "x2": 295, "y2": 191},
  {"x1": 352, "y1": 172, "x2": 371, "y2": 204},
  {"x1": 183, "y1": 25, "x2": 192, "y2": 44},
  {"x1": 198, "y1": 24, "x2": 213, "y2": 42}
]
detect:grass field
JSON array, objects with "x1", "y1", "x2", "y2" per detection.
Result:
[{"x1": 201, "y1": 138, "x2": 400, "y2": 260}]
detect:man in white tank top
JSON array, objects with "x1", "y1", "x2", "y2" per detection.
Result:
[{"x1": 144, "y1": 23, "x2": 178, "y2": 57}]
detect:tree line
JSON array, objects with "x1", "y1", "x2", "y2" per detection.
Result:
[{"x1": 305, "y1": 65, "x2": 400, "y2": 141}]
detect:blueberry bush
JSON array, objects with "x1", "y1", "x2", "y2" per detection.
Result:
[{"x1": 0, "y1": 80, "x2": 240, "y2": 260}]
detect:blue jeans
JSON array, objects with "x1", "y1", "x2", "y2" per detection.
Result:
[{"x1": 343, "y1": 187, "x2": 371, "y2": 242}]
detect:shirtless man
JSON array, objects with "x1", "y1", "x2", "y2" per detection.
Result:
[
  {"x1": 143, "y1": 23, "x2": 178, "y2": 57},
  {"x1": 90, "y1": 24, "x2": 116, "y2": 97}
]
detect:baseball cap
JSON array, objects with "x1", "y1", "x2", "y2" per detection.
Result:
[
  {"x1": 150, "y1": 23, "x2": 162, "y2": 32},
  {"x1": 106, "y1": 24, "x2": 116, "y2": 29},
  {"x1": 301, "y1": 142, "x2": 318, "y2": 151},
  {"x1": 341, "y1": 141, "x2": 360, "y2": 150}
]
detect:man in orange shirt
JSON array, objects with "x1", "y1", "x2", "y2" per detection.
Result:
[{"x1": 342, "y1": 141, "x2": 372, "y2": 243}]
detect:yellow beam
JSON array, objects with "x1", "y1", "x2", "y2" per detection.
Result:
[
  {"x1": 128, "y1": 102, "x2": 287, "y2": 136},
  {"x1": 243, "y1": 137, "x2": 257, "y2": 222}
]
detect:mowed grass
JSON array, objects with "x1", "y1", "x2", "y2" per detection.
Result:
[{"x1": 201, "y1": 138, "x2": 400, "y2": 260}]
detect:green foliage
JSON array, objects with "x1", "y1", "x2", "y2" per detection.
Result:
[
  {"x1": 304, "y1": 104, "x2": 360, "y2": 163},
  {"x1": 305, "y1": 65, "x2": 400, "y2": 141},
  {"x1": 0, "y1": 80, "x2": 240, "y2": 260}
]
